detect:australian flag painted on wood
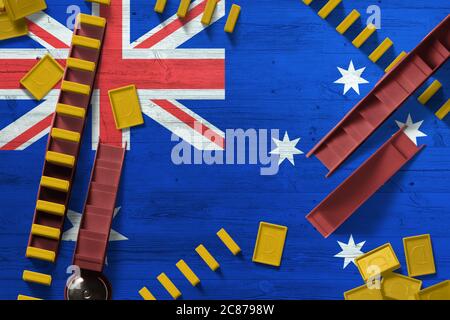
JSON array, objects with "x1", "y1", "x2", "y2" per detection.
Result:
[{"x1": 0, "y1": 0, "x2": 449, "y2": 300}]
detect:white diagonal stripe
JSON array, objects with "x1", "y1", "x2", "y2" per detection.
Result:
[{"x1": 26, "y1": 11, "x2": 73, "y2": 46}]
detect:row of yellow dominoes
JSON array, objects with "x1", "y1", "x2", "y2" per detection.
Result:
[
  {"x1": 139, "y1": 228, "x2": 241, "y2": 300},
  {"x1": 303, "y1": 1, "x2": 449, "y2": 120},
  {"x1": 154, "y1": 0, "x2": 241, "y2": 33}
]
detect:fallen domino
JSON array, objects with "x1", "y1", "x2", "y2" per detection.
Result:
[
  {"x1": 0, "y1": 10, "x2": 28, "y2": 41},
  {"x1": 4, "y1": 0, "x2": 47, "y2": 21},
  {"x1": 382, "y1": 273, "x2": 422, "y2": 300},
  {"x1": 108, "y1": 85, "x2": 144, "y2": 129},
  {"x1": 355, "y1": 243, "x2": 400, "y2": 281},
  {"x1": 252, "y1": 222, "x2": 287, "y2": 267}
]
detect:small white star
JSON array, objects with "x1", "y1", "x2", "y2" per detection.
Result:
[
  {"x1": 395, "y1": 114, "x2": 427, "y2": 145},
  {"x1": 334, "y1": 60, "x2": 369, "y2": 95},
  {"x1": 334, "y1": 235, "x2": 365, "y2": 269},
  {"x1": 62, "y1": 207, "x2": 128, "y2": 242},
  {"x1": 270, "y1": 132, "x2": 303, "y2": 165}
]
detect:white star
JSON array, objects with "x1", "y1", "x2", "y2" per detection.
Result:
[
  {"x1": 395, "y1": 114, "x2": 427, "y2": 145},
  {"x1": 62, "y1": 207, "x2": 128, "y2": 242},
  {"x1": 270, "y1": 132, "x2": 303, "y2": 165},
  {"x1": 334, "y1": 60, "x2": 369, "y2": 95},
  {"x1": 334, "y1": 235, "x2": 365, "y2": 269}
]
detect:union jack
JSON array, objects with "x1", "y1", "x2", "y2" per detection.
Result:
[{"x1": 0, "y1": 0, "x2": 226, "y2": 151}]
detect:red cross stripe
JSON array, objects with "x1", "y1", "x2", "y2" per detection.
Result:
[{"x1": 0, "y1": 0, "x2": 225, "y2": 151}]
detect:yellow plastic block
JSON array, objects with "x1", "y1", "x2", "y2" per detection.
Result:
[
  {"x1": 435, "y1": 99, "x2": 450, "y2": 120},
  {"x1": 318, "y1": 0, "x2": 341, "y2": 19},
  {"x1": 177, "y1": 0, "x2": 191, "y2": 18},
  {"x1": 72, "y1": 35, "x2": 101, "y2": 50},
  {"x1": 0, "y1": 12, "x2": 28, "y2": 40},
  {"x1": 40, "y1": 176, "x2": 70, "y2": 192},
  {"x1": 417, "y1": 280, "x2": 450, "y2": 300},
  {"x1": 302, "y1": 0, "x2": 313, "y2": 5},
  {"x1": 85, "y1": 0, "x2": 111, "y2": 6},
  {"x1": 67, "y1": 57, "x2": 95, "y2": 72},
  {"x1": 108, "y1": 85, "x2": 144, "y2": 129},
  {"x1": 224, "y1": 4, "x2": 240, "y2": 33},
  {"x1": 4, "y1": 0, "x2": 47, "y2": 21},
  {"x1": 195, "y1": 244, "x2": 220, "y2": 271},
  {"x1": 382, "y1": 273, "x2": 422, "y2": 300},
  {"x1": 61, "y1": 80, "x2": 91, "y2": 96},
  {"x1": 78, "y1": 13, "x2": 106, "y2": 28},
  {"x1": 154, "y1": 0, "x2": 167, "y2": 13},
  {"x1": 217, "y1": 228, "x2": 241, "y2": 255},
  {"x1": 22, "y1": 270, "x2": 52, "y2": 286},
  {"x1": 157, "y1": 273, "x2": 181, "y2": 300},
  {"x1": 0, "y1": 0, "x2": 4, "y2": 11},
  {"x1": 385, "y1": 51, "x2": 407, "y2": 73},
  {"x1": 252, "y1": 222, "x2": 287, "y2": 267},
  {"x1": 139, "y1": 287, "x2": 156, "y2": 300},
  {"x1": 56, "y1": 103, "x2": 86, "y2": 119},
  {"x1": 344, "y1": 284, "x2": 384, "y2": 300},
  {"x1": 418, "y1": 80, "x2": 442, "y2": 105},
  {"x1": 36, "y1": 200, "x2": 66, "y2": 216},
  {"x1": 20, "y1": 54, "x2": 64, "y2": 100},
  {"x1": 26, "y1": 246, "x2": 55, "y2": 262},
  {"x1": 201, "y1": 0, "x2": 218, "y2": 25},
  {"x1": 176, "y1": 259, "x2": 200, "y2": 286},
  {"x1": 31, "y1": 223, "x2": 61, "y2": 240},
  {"x1": 45, "y1": 151, "x2": 75, "y2": 168},
  {"x1": 352, "y1": 24, "x2": 376, "y2": 48},
  {"x1": 51, "y1": 128, "x2": 80, "y2": 143},
  {"x1": 355, "y1": 243, "x2": 400, "y2": 281},
  {"x1": 17, "y1": 294, "x2": 42, "y2": 300},
  {"x1": 369, "y1": 38, "x2": 393, "y2": 63},
  {"x1": 336, "y1": 9, "x2": 360, "y2": 35},
  {"x1": 403, "y1": 234, "x2": 436, "y2": 277}
]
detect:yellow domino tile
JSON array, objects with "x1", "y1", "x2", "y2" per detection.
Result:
[
  {"x1": 224, "y1": 4, "x2": 240, "y2": 33},
  {"x1": 22, "y1": 270, "x2": 52, "y2": 286},
  {"x1": 4, "y1": 0, "x2": 47, "y2": 21},
  {"x1": 36, "y1": 200, "x2": 66, "y2": 216},
  {"x1": 418, "y1": 80, "x2": 442, "y2": 105},
  {"x1": 0, "y1": 12, "x2": 28, "y2": 41},
  {"x1": 20, "y1": 54, "x2": 64, "y2": 100},
  {"x1": 67, "y1": 57, "x2": 96, "y2": 72},
  {"x1": 195, "y1": 244, "x2": 220, "y2": 271},
  {"x1": 336, "y1": 9, "x2": 360, "y2": 35},
  {"x1": 435, "y1": 99, "x2": 450, "y2": 120},
  {"x1": 31, "y1": 223, "x2": 61, "y2": 240},
  {"x1": 154, "y1": 0, "x2": 167, "y2": 13},
  {"x1": 176, "y1": 259, "x2": 200, "y2": 286},
  {"x1": 318, "y1": 0, "x2": 341, "y2": 19},
  {"x1": 369, "y1": 38, "x2": 393, "y2": 63},
  {"x1": 344, "y1": 284, "x2": 384, "y2": 300},
  {"x1": 85, "y1": 0, "x2": 111, "y2": 6},
  {"x1": 217, "y1": 228, "x2": 241, "y2": 255},
  {"x1": 26, "y1": 246, "x2": 55, "y2": 263},
  {"x1": 302, "y1": 0, "x2": 313, "y2": 5},
  {"x1": 382, "y1": 273, "x2": 422, "y2": 300},
  {"x1": 72, "y1": 35, "x2": 101, "y2": 50},
  {"x1": 46, "y1": 151, "x2": 75, "y2": 168},
  {"x1": 139, "y1": 287, "x2": 156, "y2": 300},
  {"x1": 403, "y1": 234, "x2": 436, "y2": 277},
  {"x1": 352, "y1": 24, "x2": 377, "y2": 48},
  {"x1": 61, "y1": 80, "x2": 91, "y2": 96},
  {"x1": 108, "y1": 85, "x2": 144, "y2": 129},
  {"x1": 56, "y1": 103, "x2": 86, "y2": 119},
  {"x1": 416, "y1": 280, "x2": 450, "y2": 300},
  {"x1": 385, "y1": 51, "x2": 407, "y2": 73},
  {"x1": 177, "y1": 0, "x2": 191, "y2": 18},
  {"x1": 40, "y1": 176, "x2": 70, "y2": 192},
  {"x1": 0, "y1": 0, "x2": 4, "y2": 11},
  {"x1": 51, "y1": 128, "x2": 80, "y2": 143},
  {"x1": 78, "y1": 13, "x2": 106, "y2": 27},
  {"x1": 157, "y1": 273, "x2": 181, "y2": 300},
  {"x1": 201, "y1": 0, "x2": 218, "y2": 25},
  {"x1": 355, "y1": 243, "x2": 400, "y2": 281},
  {"x1": 17, "y1": 294, "x2": 42, "y2": 300},
  {"x1": 252, "y1": 222, "x2": 287, "y2": 267}
]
